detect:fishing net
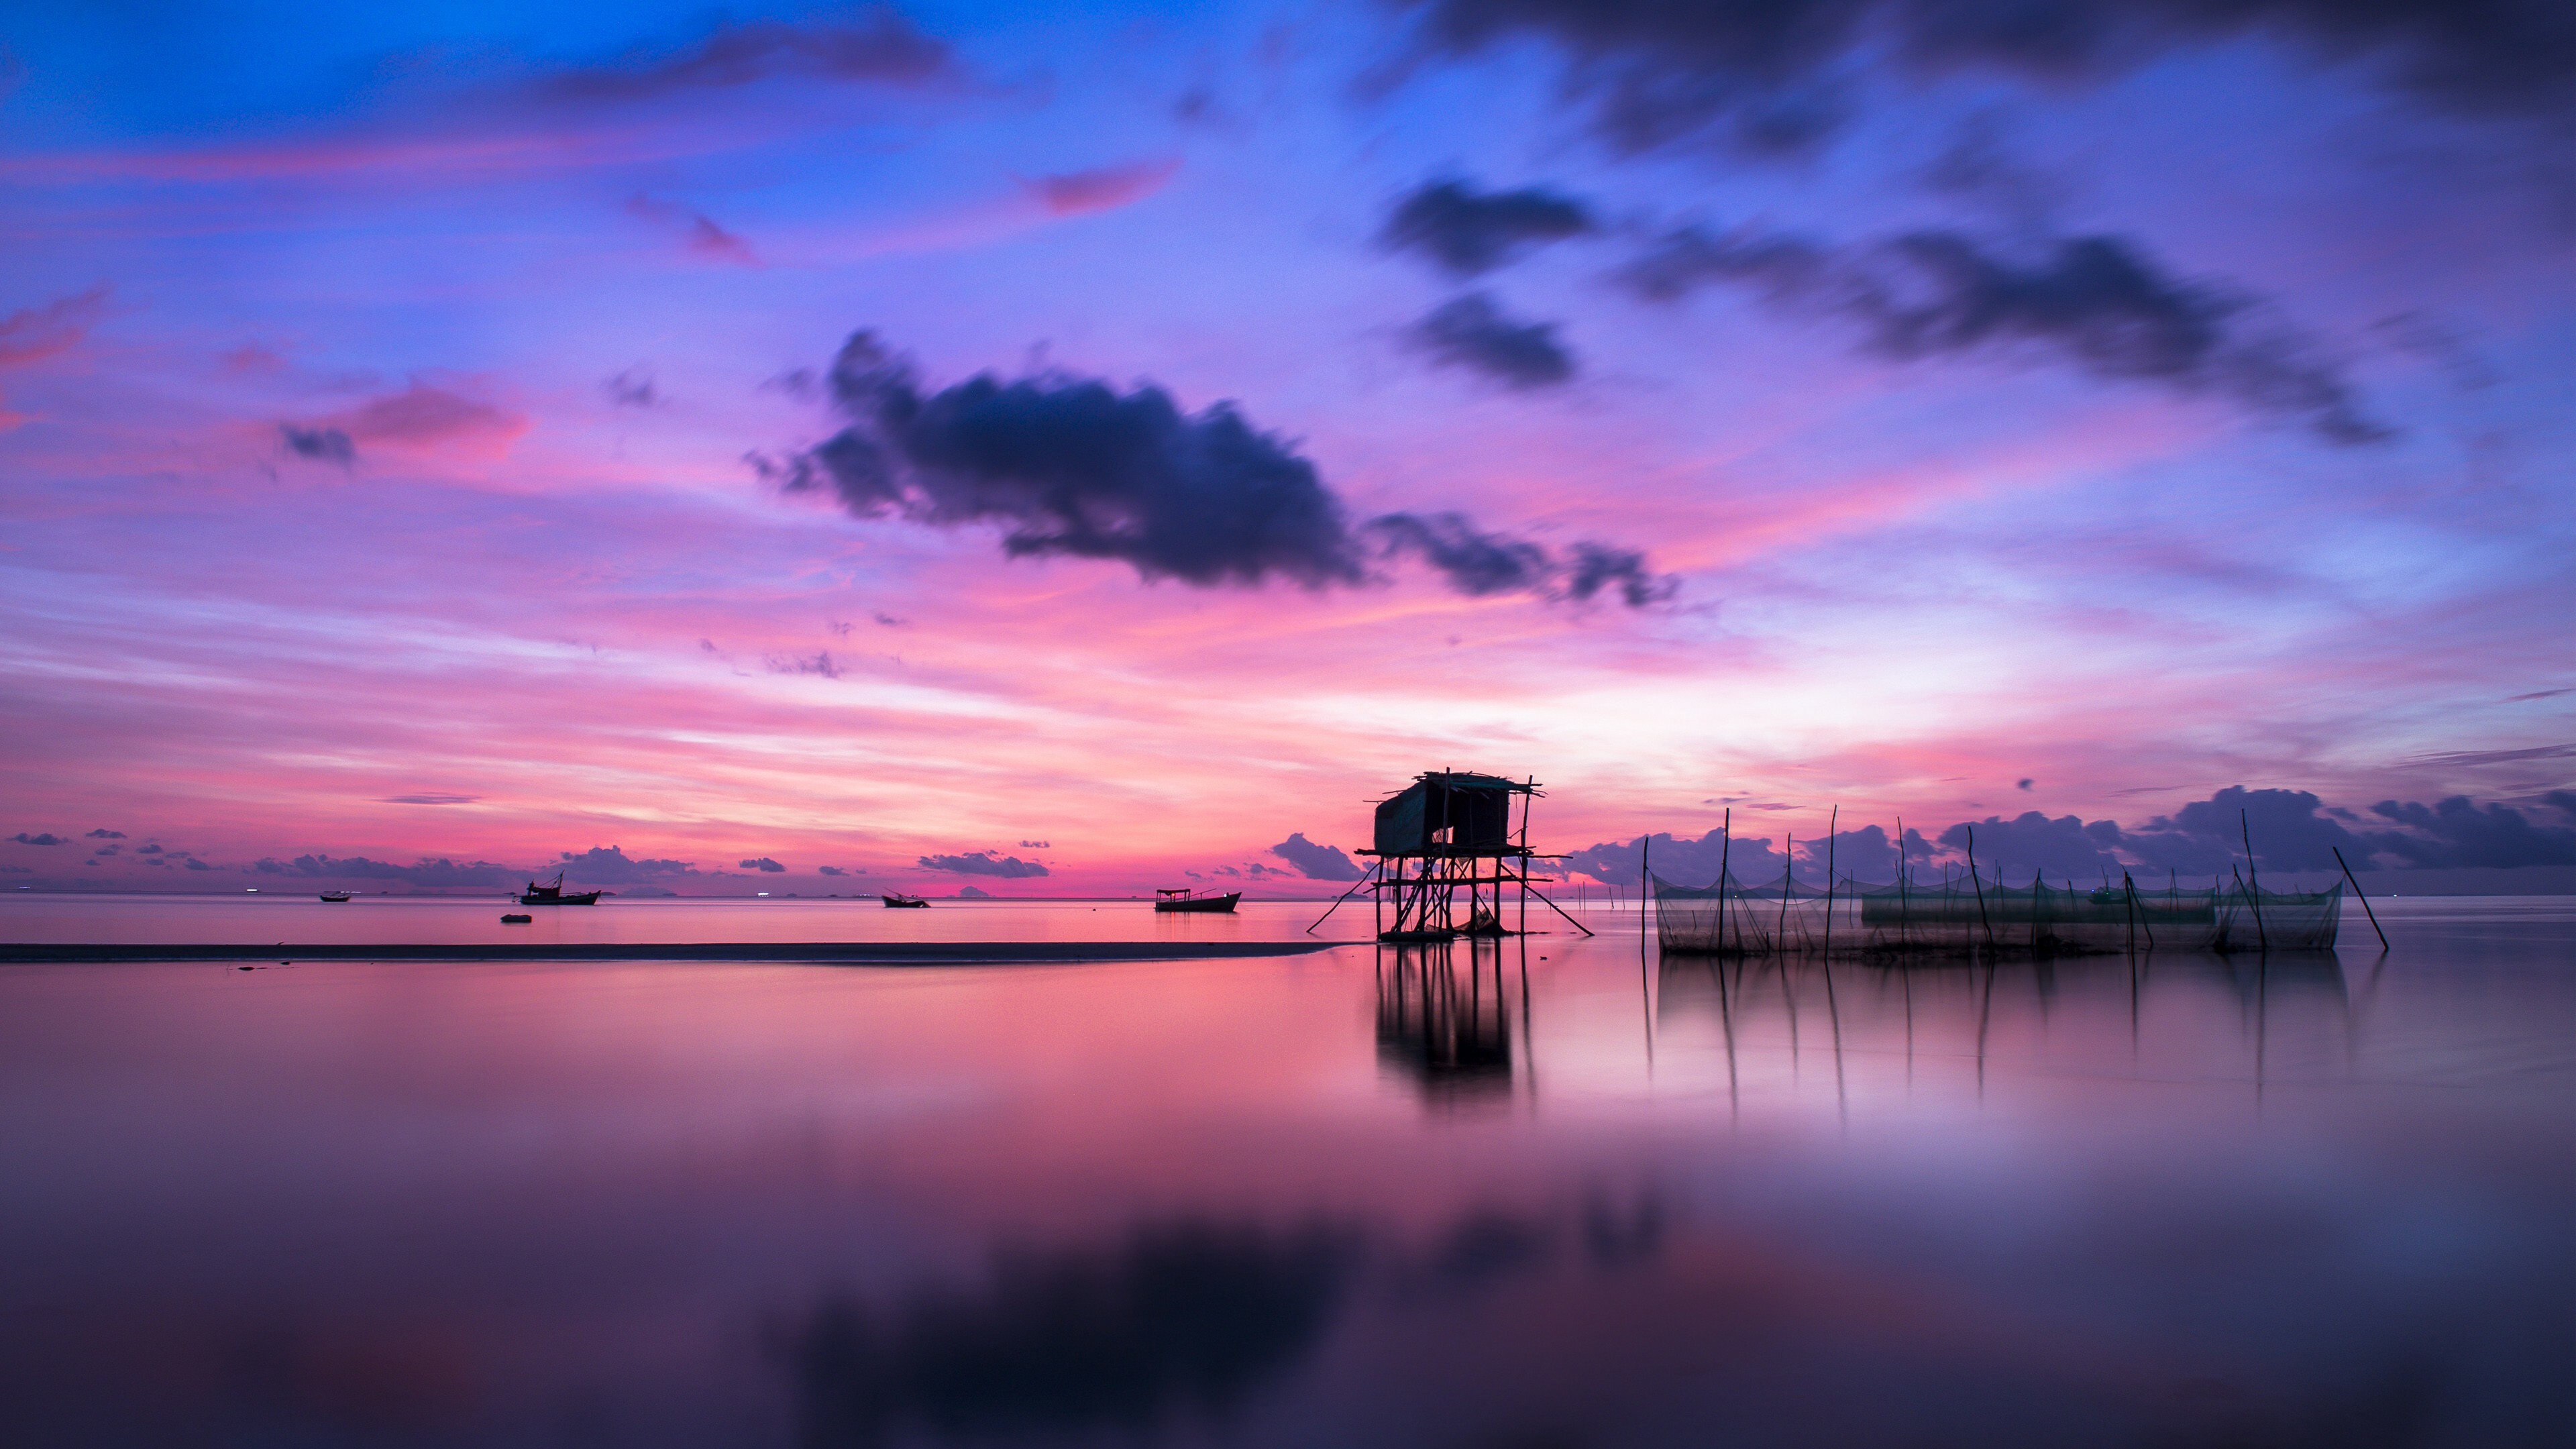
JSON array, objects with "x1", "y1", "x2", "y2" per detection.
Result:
[{"x1": 1652, "y1": 871, "x2": 2343, "y2": 955}]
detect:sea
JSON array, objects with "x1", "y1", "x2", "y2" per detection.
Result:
[{"x1": 1, "y1": 893, "x2": 2568, "y2": 1446}]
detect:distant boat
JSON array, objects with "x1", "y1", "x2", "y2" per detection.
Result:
[
  {"x1": 500, "y1": 913, "x2": 532, "y2": 924},
  {"x1": 317, "y1": 892, "x2": 352, "y2": 903},
  {"x1": 519, "y1": 872, "x2": 602, "y2": 906},
  {"x1": 1155, "y1": 888, "x2": 1240, "y2": 914},
  {"x1": 881, "y1": 893, "x2": 929, "y2": 908}
]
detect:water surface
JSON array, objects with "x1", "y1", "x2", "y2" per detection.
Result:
[{"x1": 1, "y1": 897, "x2": 2567, "y2": 1446}]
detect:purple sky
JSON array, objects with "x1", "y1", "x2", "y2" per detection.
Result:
[{"x1": 2, "y1": 1, "x2": 2571, "y2": 891}]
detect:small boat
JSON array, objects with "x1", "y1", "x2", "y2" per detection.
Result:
[
  {"x1": 500, "y1": 913, "x2": 533, "y2": 924},
  {"x1": 1155, "y1": 888, "x2": 1240, "y2": 914},
  {"x1": 881, "y1": 894, "x2": 930, "y2": 908},
  {"x1": 317, "y1": 892, "x2": 352, "y2": 903},
  {"x1": 519, "y1": 872, "x2": 602, "y2": 906}
]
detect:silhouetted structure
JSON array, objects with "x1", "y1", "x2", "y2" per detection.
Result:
[{"x1": 1362, "y1": 771, "x2": 1541, "y2": 941}]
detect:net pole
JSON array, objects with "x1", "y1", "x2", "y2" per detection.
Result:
[
  {"x1": 1966, "y1": 826, "x2": 1995, "y2": 953},
  {"x1": 2332, "y1": 847, "x2": 2387, "y2": 950},
  {"x1": 1823, "y1": 806, "x2": 1837, "y2": 960},
  {"x1": 1715, "y1": 809, "x2": 1731, "y2": 957},
  {"x1": 2240, "y1": 809, "x2": 2268, "y2": 952}
]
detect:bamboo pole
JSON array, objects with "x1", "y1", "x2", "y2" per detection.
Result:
[
  {"x1": 1966, "y1": 825, "x2": 1995, "y2": 952},
  {"x1": 1823, "y1": 806, "x2": 1837, "y2": 960},
  {"x1": 2332, "y1": 846, "x2": 2388, "y2": 950},
  {"x1": 1777, "y1": 832, "x2": 1794, "y2": 954},
  {"x1": 2239, "y1": 808, "x2": 2267, "y2": 951},
  {"x1": 1307, "y1": 858, "x2": 1381, "y2": 935},
  {"x1": 1716, "y1": 808, "x2": 1731, "y2": 957}
]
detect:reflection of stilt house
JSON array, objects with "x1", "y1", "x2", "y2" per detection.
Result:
[
  {"x1": 1362, "y1": 771, "x2": 1542, "y2": 942},
  {"x1": 1375, "y1": 941, "x2": 1513, "y2": 1104}
]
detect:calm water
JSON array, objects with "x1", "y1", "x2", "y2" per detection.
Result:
[{"x1": 1, "y1": 896, "x2": 2569, "y2": 1446}]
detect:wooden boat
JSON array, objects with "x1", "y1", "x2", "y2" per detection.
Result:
[
  {"x1": 317, "y1": 892, "x2": 352, "y2": 902},
  {"x1": 500, "y1": 913, "x2": 533, "y2": 924},
  {"x1": 1154, "y1": 888, "x2": 1240, "y2": 914},
  {"x1": 881, "y1": 894, "x2": 930, "y2": 908},
  {"x1": 519, "y1": 872, "x2": 602, "y2": 906}
]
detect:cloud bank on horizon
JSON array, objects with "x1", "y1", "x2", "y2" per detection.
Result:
[{"x1": 0, "y1": 1, "x2": 2567, "y2": 883}]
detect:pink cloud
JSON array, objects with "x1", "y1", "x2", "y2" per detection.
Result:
[
  {"x1": 278, "y1": 383, "x2": 529, "y2": 464},
  {"x1": 1021, "y1": 158, "x2": 1180, "y2": 217},
  {"x1": 0, "y1": 287, "x2": 107, "y2": 368},
  {"x1": 625, "y1": 194, "x2": 761, "y2": 266}
]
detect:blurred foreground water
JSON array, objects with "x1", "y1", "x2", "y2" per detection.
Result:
[{"x1": 0, "y1": 896, "x2": 2568, "y2": 1446}]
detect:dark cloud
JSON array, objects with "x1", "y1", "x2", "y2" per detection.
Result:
[
  {"x1": 2122, "y1": 786, "x2": 2377, "y2": 873},
  {"x1": 767, "y1": 651, "x2": 844, "y2": 679},
  {"x1": 1564, "y1": 829, "x2": 1789, "y2": 888},
  {"x1": 1939, "y1": 811, "x2": 2127, "y2": 880},
  {"x1": 1788, "y1": 823, "x2": 1943, "y2": 881},
  {"x1": 541, "y1": 12, "x2": 952, "y2": 103},
  {"x1": 1401, "y1": 292, "x2": 1576, "y2": 388},
  {"x1": 1378, "y1": 178, "x2": 1597, "y2": 276},
  {"x1": 1574, "y1": 786, "x2": 2576, "y2": 886},
  {"x1": 782, "y1": 1219, "x2": 1359, "y2": 1441},
  {"x1": 1269, "y1": 833, "x2": 1366, "y2": 881},
  {"x1": 765, "y1": 332, "x2": 1674, "y2": 606},
  {"x1": 85, "y1": 828, "x2": 124, "y2": 839},
  {"x1": 740, "y1": 857, "x2": 787, "y2": 873},
  {"x1": 918, "y1": 850, "x2": 1049, "y2": 878},
  {"x1": 604, "y1": 369, "x2": 661, "y2": 409},
  {"x1": 1364, "y1": 511, "x2": 1548, "y2": 595},
  {"x1": 1561, "y1": 541, "x2": 1679, "y2": 606},
  {"x1": 278, "y1": 423, "x2": 356, "y2": 465},
  {"x1": 1619, "y1": 225, "x2": 2386, "y2": 443},
  {"x1": 818, "y1": 865, "x2": 849, "y2": 876},
  {"x1": 2365, "y1": 797, "x2": 2576, "y2": 868},
  {"x1": 254, "y1": 854, "x2": 523, "y2": 887},
  {"x1": 773, "y1": 331, "x2": 1367, "y2": 588},
  {"x1": 553, "y1": 846, "x2": 701, "y2": 883},
  {"x1": 1390, "y1": 0, "x2": 2576, "y2": 155},
  {"x1": 1018, "y1": 840, "x2": 1051, "y2": 849},
  {"x1": 10, "y1": 833, "x2": 63, "y2": 846},
  {"x1": 182, "y1": 857, "x2": 213, "y2": 870},
  {"x1": 136, "y1": 843, "x2": 162, "y2": 855}
]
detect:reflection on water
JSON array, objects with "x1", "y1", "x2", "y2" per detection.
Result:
[
  {"x1": 786, "y1": 1220, "x2": 1360, "y2": 1444},
  {"x1": 1375, "y1": 941, "x2": 1519, "y2": 1106},
  {"x1": 0, "y1": 900, "x2": 2568, "y2": 1444}
]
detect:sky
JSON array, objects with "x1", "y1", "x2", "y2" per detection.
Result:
[{"x1": 1, "y1": 0, "x2": 2572, "y2": 894}]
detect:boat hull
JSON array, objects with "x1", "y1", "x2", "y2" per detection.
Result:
[
  {"x1": 517, "y1": 892, "x2": 602, "y2": 906},
  {"x1": 881, "y1": 896, "x2": 929, "y2": 908},
  {"x1": 1154, "y1": 892, "x2": 1241, "y2": 914}
]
